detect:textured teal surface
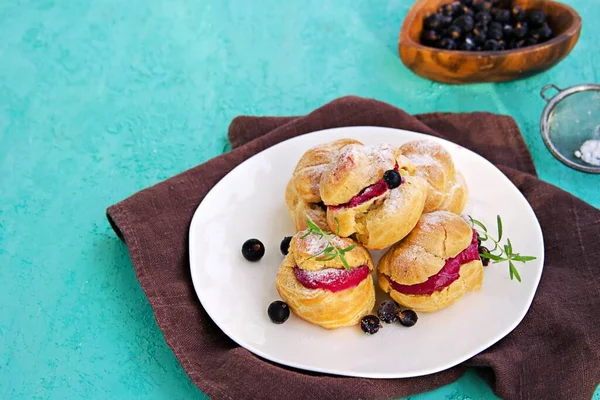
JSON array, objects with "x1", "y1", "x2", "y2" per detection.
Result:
[{"x1": 0, "y1": 0, "x2": 599, "y2": 399}]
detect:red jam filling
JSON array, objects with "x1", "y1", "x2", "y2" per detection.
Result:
[
  {"x1": 293, "y1": 265, "x2": 370, "y2": 293},
  {"x1": 389, "y1": 231, "x2": 480, "y2": 295},
  {"x1": 329, "y1": 164, "x2": 399, "y2": 210}
]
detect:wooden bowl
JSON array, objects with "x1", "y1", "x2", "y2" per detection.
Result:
[{"x1": 399, "y1": 0, "x2": 582, "y2": 84}]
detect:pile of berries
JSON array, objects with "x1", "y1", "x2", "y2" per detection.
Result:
[{"x1": 421, "y1": 0, "x2": 553, "y2": 51}]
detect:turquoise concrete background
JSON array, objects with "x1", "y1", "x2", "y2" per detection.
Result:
[{"x1": 1, "y1": 0, "x2": 599, "y2": 399}]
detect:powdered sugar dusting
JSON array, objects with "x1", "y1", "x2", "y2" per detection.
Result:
[
  {"x1": 382, "y1": 185, "x2": 405, "y2": 213},
  {"x1": 297, "y1": 267, "x2": 349, "y2": 286},
  {"x1": 301, "y1": 232, "x2": 348, "y2": 256},
  {"x1": 329, "y1": 143, "x2": 396, "y2": 178},
  {"x1": 419, "y1": 212, "x2": 447, "y2": 232}
]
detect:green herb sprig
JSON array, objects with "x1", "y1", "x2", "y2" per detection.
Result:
[
  {"x1": 300, "y1": 216, "x2": 355, "y2": 270},
  {"x1": 469, "y1": 215, "x2": 537, "y2": 283}
]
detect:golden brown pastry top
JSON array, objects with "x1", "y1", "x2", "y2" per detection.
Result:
[
  {"x1": 399, "y1": 140, "x2": 467, "y2": 213},
  {"x1": 378, "y1": 211, "x2": 472, "y2": 285},
  {"x1": 291, "y1": 139, "x2": 362, "y2": 203},
  {"x1": 319, "y1": 143, "x2": 416, "y2": 206},
  {"x1": 289, "y1": 229, "x2": 374, "y2": 272}
]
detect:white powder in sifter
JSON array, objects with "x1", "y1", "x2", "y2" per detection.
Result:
[{"x1": 574, "y1": 140, "x2": 600, "y2": 166}]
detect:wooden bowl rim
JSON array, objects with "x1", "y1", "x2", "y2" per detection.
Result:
[{"x1": 399, "y1": 0, "x2": 582, "y2": 58}]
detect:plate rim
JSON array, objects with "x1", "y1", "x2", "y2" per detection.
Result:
[{"x1": 189, "y1": 126, "x2": 545, "y2": 379}]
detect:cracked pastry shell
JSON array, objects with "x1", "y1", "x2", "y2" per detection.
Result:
[
  {"x1": 377, "y1": 211, "x2": 483, "y2": 312},
  {"x1": 275, "y1": 230, "x2": 375, "y2": 329},
  {"x1": 319, "y1": 143, "x2": 428, "y2": 249},
  {"x1": 285, "y1": 139, "x2": 362, "y2": 231},
  {"x1": 399, "y1": 140, "x2": 468, "y2": 214}
]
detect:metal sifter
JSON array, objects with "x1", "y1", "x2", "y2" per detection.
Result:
[{"x1": 540, "y1": 83, "x2": 600, "y2": 174}]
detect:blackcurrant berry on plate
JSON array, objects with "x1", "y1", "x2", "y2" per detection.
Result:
[
  {"x1": 268, "y1": 301, "x2": 290, "y2": 324},
  {"x1": 424, "y1": 13, "x2": 444, "y2": 30},
  {"x1": 399, "y1": 310, "x2": 418, "y2": 327},
  {"x1": 360, "y1": 315, "x2": 382, "y2": 335},
  {"x1": 280, "y1": 236, "x2": 292, "y2": 255},
  {"x1": 242, "y1": 238, "x2": 265, "y2": 261},
  {"x1": 377, "y1": 300, "x2": 400, "y2": 324},
  {"x1": 512, "y1": 6, "x2": 526, "y2": 22},
  {"x1": 529, "y1": 10, "x2": 547, "y2": 27},
  {"x1": 383, "y1": 169, "x2": 402, "y2": 189},
  {"x1": 503, "y1": 24, "x2": 514, "y2": 38},
  {"x1": 497, "y1": 39, "x2": 506, "y2": 50},
  {"x1": 479, "y1": 245, "x2": 490, "y2": 266}
]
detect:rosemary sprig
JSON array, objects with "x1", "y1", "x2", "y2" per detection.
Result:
[
  {"x1": 300, "y1": 216, "x2": 355, "y2": 270},
  {"x1": 469, "y1": 215, "x2": 537, "y2": 283}
]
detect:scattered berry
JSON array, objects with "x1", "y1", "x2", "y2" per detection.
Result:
[
  {"x1": 399, "y1": 310, "x2": 419, "y2": 327},
  {"x1": 377, "y1": 301, "x2": 400, "y2": 324},
  {"x1": 479, "y1": 245, "x2": 490, "y2": 266},
  {"x1": 360, "y1": 315, "x2": 382, "y2": 335},
  {"x1": 280, "y1": 236, "x2": 292, "y2": 255},
  {"x1": 268, "y1": 301, "x2": 290, "y2": 324},
  {"x1": 241, "y1": 239, "x2": 265, "y2": 262},
  {"x1": 383, "y1": 169, "x2": 402, "y2": 189}
]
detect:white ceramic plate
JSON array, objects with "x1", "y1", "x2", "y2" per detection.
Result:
[{"x1": 189, "y1": 127, "x2": 544, "y2": 378}]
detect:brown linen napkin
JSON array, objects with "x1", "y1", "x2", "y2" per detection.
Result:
[{"x1": 107, "y1": 96, "x2": 600, "y2": 400}]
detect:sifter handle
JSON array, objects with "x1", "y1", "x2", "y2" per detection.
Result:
[{"x1": 540, "y1": 84, "x2": 563, "y2": 102}]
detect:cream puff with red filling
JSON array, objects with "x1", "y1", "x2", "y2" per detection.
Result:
[
  {"x1": 276, "y1": 229, "x2": 375, "y2": 329},
  {"x1": 378, "y1": 211, "x2": 483, "y2": 312},
  {"x1": 319, "y1": 143, "x2": 428, "y2": 249},
  {"x1": 285, "y1": 139, "x2": 362, "y2": 231}
]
